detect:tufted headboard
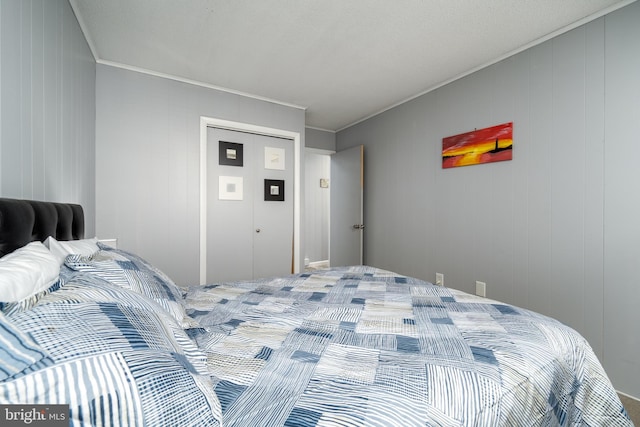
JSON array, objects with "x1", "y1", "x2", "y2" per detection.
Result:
[{"x1": 0, "y1": 198, "x2": 84, "y2": 258}]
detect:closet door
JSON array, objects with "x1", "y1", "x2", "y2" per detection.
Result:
[
  {"x1": 251, "y1": 133, "x2": 294, "y2": 279},
  {"x1": 206, "y1": 127, "x2": 293, "y2": 282}
]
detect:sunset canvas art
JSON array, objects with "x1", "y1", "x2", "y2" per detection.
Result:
[{"x1": 442, "y1": 122, "x2": 513, "y2": 168}]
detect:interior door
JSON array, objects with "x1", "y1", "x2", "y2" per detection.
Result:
[
  {"x1": 207, "y1": 127, "x2": 293, "y2": 282},
  {"x1": 330, "y1": 145, "x2": 364, "y2": 267}
]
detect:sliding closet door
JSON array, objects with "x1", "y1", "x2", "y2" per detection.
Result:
[
  {"x1": 206, "y1": 127, "x2": 293, "y2": 282},
  {"x1": 251, "y1": 133, "x2": 294, "y2": 279},
  {"x1": 207, "y1": 128, "x2": 254, "y2": 282}
]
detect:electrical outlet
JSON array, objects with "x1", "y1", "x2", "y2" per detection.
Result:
[
  {"x1": 435, "y1": 273, "x2": 444, "y2": 286},
  {"x1": 475, "y1": 281, "x2": 486, "y2": 297}
]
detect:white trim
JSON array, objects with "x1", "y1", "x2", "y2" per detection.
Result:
[
  {"x1": 199, "y1": 117, "x2": 301, "y2": 285},
  {"x1": 617, "y1": 390, "x2": 640, "y2": 402},
  {"x1": 100, "y1": 60, "x2": 306, "y2": 112},
  {"x1": 305, "y1": 125, "x2": 336, "y2": 134},
  {"x1": 305, "y1": 147, "x2": 335, "y2": 156}
]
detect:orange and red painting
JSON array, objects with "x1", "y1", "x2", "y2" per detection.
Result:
[{"x1": 442, "y1": 122, "x2": 513, "y2": 169}]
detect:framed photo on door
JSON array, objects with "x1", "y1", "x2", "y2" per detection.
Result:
[
  {"x1": 264, "y1": 179, "x2": 284, "y2": 201},
  {"x1": 219, "y1": 141, "x2": 244, "y2": 167}
]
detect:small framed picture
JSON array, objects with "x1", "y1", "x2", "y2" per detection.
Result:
[
  {"x1": 264, "y1": 179, "x2": 285, "y2": 201},
  {"x1": 219, "y1": 141, "x2": 244, "y2": 167},
  {"x1": 264, "y1": 147, "x2": 285, "y2": 170},
  {"x1": 219, "y1": 176, "x2": 243, "y2": 200}
]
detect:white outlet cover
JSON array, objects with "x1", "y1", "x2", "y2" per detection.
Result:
[{"x1": 475, "y1": 281, "x2": 486, "y2": 297}]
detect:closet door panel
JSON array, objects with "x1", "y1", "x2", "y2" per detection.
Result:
[
  {"x1": 207, "y1": 128, "x2": 254, "y2": 282},
  {"x1": 253, "y1": 133, "x2": 294, "y2": 279}
]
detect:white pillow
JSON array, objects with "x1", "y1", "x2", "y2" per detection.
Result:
[
  {"x1": 44, "y1": 236, "x2": 99, "y2": 265},
  {"x1": 0, "y1": 242, "x2": 60, "y2": 303}
]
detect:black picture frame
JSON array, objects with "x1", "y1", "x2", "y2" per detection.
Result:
[
  {"x1": 264, "y1": 179, "x2": 285, "y2": 201},
  {"x1": 219, "y1": 141, "x2": 244, "y2": 167}
]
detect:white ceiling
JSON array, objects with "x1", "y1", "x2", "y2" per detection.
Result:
[{"x1": 70, "y1": 0, "x2": 635, "y2": 131}]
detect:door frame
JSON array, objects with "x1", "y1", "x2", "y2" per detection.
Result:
[{"x1": 199, "y1": 116, "x2": 301, "y2": 285}]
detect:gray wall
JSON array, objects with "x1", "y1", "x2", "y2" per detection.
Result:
[
  {"x1": 305, "y1": 127, "x2": 336, "y2": 151},
  {"x1": 0, "y1": 0, "x2": 96, "y2": 235},
  {"x1": 337, "y1": 2, "x2": 640, "y2": 398},
  {"x1": 603, "y1": 2, "x2": 640, "y2": 399},
  {"x1": 95, "y1": 64, "x2": 305, "y2": 286}
]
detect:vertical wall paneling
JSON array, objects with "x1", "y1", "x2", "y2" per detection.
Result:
[
  {"x1": 21, "y1": 0, "x2": 33, "y2": 196},
  {"x1": 304, "y1": 128, "x2": 335, "y2": 266},
  {"x1": 304, "y1": 149, "x2": 331, "y2": 264},
  {"x1": 583, "y1": 18, "x2": 606, "y2": 359},
  {"x1": 526, "y1": 42, "x2": 554, "y2": 318},
  {"x1": 549, "y1": 27, "x2": 587, "y2": 334},
  {"x1": 0, "y1": 0, "x2": 96, "y2": 235},
  {"x1": 603, "y1": 1, "x2": 640, "y2": 398},
  {"x1": 1, "y1": 0, "x2": 22, "y2": 193},
  {"x1": 32, "y1": 0, "x2": 44, "y2": 200},
  {"x1": 336, "y1": 2, "x2": 639, "y2": 398}
]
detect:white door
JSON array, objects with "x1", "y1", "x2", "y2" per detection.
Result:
[
  {"x1": 207, "y1": 127, "x2": 293, "y2": 282},
  {"x1": 330, "y1": 145, "x2": 364, "y2": 267}
]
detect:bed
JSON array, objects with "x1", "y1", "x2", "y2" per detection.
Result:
[{"x1": 0, "y1": 198, "x2": 633, "y2": 426}]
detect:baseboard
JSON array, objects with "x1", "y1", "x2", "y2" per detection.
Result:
[{"x1": 618, "y1": 390, "x2": 640, "y2": 402}]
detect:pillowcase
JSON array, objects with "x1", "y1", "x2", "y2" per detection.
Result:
[
  {"x1": 64, "y1": 250, "x2": 198, "y2": 329},
  {"x1": 97, "y1": 243, "x2": 180, "y2": 292},
  {"x1": 0, "y1": 242, "x2": 60, "y2": 303},
  {"x1": 44, "y1": 236, "x2": 99, "y2": 265}
]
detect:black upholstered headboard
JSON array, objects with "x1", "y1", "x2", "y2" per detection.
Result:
[{"x1": 0, "y1": 198, "x2": 84, "y2": 258}]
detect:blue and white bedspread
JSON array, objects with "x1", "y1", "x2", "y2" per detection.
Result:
[
  {"x1": 1, "y1": 269, "x2": 222, "y2": 426},
  {"x1": 184, "y1": 266, "x2": 632, "y2": 427}
]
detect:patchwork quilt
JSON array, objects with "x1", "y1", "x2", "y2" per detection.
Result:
[
  {"x1": 1, "y1": 272, "x2": 222, "y2": 427},
  {"x1": 184, "y1": 266, "x2": 632, "y2": 427},
  {"x1": 1, "y1": 245, "x2": 631, "y2": 426}
]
